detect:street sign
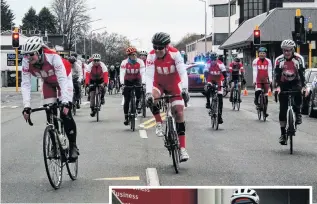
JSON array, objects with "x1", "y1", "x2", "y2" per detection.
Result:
[{"x1": 7, "y1": 53, "x2": 23, "y2": 66}]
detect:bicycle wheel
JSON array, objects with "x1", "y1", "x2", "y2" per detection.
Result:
[
  {"x1": 212, "y1": 97, "x2": 219, "y2": 130},
  {"x1": 130, "y1": 92, "x2": 136, "y2": 131},
  {"x1": 236, "y1": 91, "x2": 240, "y2": 111},
  {"x1": 142, "y1": 91, "x2": 146, "y2": 118},
  {"x1": 263, "y1": 96, "x2": 267, "y2": 122},
  {"x1": 257, "y1": 95, "x2": 262, "y2": 120},
  {"x1": 96, "y1": 87, "x2": 100, "y2": 122},
  {"x1": 287, "y1": 109, "x2": 295, "y2": 154},
  {"x1": 66, "y1": 158, "x2": 78, "y2": 180},
  {"x1": 43, "y1": 126, "x2": 63, "y2": 189},
  {"x1": 168, "y1": 117, "x2": 180, "y2": 174},
  {"x1": 232, "y1": 90, "x2": 236, "y2": 110}
]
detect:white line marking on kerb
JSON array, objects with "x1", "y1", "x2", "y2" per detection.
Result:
[
  {"x1": 139, "y1": 130, "x2": 148, "y2": 139},
  {"x1": 146, "y1": 168, "x2": 160, "y2": 186}
]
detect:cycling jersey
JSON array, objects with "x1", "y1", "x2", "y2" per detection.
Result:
[
  {"x1": 22, "y1": 48, "x2": 73, "y2": 107},
  {"x1": 82, "y1": 63, "x2": 87, "y2": 78},
  {"x1": 229, "y1": 62, "x2": 244, "y2": 76},
  {"x1": 274, "y1": 53, "x2": 306, "y2": 87},
  {"x1": 120, "y1": 58, "x2": 145, "y2": 84},
  {"x1": 71, "y1": 61, "x2": 83, "y2": 82},
  {"x1": 252, "y1": 58, "x2": 273, "y2": 84},
  {"x1": 85, "y1": 62, "x2": 109, "y2": 84},
  {"x1": 205, "y1": 60, "x2": 226, "y2": 82},
  {"x1": 146, "y1": 46, "x2": 188, "y2": 105},
  {"x1": 109, "y1": 69, "x2": 117, "y2": 80}
]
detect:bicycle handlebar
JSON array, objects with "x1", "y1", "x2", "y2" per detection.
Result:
[
  {"x1": 154, "y1": 94, "x2": 182, "y2": 100},
  {"x1": 274, "y1": 90, "x2": 301, "y2": 103},
  {"x1": 26, "y1": 103, "x2": 61, "y2": 126}
]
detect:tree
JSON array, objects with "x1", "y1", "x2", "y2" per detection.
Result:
[
  {"x1": 21, "y1": 7, "x2": 38, "y2": 32},
  {"x1": 174, "y1": 33, "x2": 203, "y2": 52},
  {"x1": 38, "y1": 7, "x2": 57, "y2": 34},
  {"x1": 1, "y1": 0, "x2": 15, "y2": 31},
  {"x1": 51, "y1": 0, "x2": 90, "y2": 50}
]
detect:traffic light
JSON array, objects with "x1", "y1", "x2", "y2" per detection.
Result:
[
  {"x1": 12, "y1": 32, "x2": 19, "y2": 48},
  {"x1": 294, "y1": 15, "x2": 305, "y2": 44},
  {"x1": 253, "y1": 29, "x2": 261, "y2": 45}
]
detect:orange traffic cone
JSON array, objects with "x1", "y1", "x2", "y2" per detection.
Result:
[
  {"x1": 243, "y1": 87, "x2": 248, "y2": 96},
  {"x1": 268, "y1": 88, "x2": 272, "y2": 97}
]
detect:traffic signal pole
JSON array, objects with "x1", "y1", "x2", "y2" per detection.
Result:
[
  {"x1": 308, "y1": 22, "x2": 313, "y2": 68},
  {"x1": 14, "y1": 27, "x2": 19, "y2": 92},
  {"x1": 295, "y1": 9, "x2": 301, "y2": 54}
]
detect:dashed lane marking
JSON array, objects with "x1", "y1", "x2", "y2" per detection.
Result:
[
  {"x1": 146, "y1": 168, "x2": 160, "y2": 186},
  {"x1": 139, "y1": 130, "x2": 148, "y2": 139}
]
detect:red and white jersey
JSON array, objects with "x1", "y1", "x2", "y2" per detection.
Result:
[
  {"x1": 21, "y1": 48, "x2": 72, "y2": 108},
  {"x1": 120, "y1": 58, "x2": 145, "y2": 84},
  {"x1": 206, "y1": 60, "x2": 226, "y2": 82},
  {"x1": 229, "y1": 62, "x2": 244, "y2": 75},
  {"x1": 85, "y1": 61, "x2": 108, "y2": 84},
  {"x1": 145, "y1": 46, "x2": 188, "y2": 94},
  {"x1": 252, "y1": 57, "x2": 273, "y2": 83}
]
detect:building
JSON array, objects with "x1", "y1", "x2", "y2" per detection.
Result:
[
  {"x1": 186, "y1": 34, "x2": 213, "y2": 63},
  {"x1": 208, "y1": 0, "x2": 316, "y2": 57},
  {"x1": 219, "y1": 8, "x2": 317, "y2": 86}
]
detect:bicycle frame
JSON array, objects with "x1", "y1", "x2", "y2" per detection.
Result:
[{"x1": 285, "y1": 93, "x2": 296, "y2": 132}]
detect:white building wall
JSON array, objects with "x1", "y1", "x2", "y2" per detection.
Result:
[
  {"x1": 198, "y1": 189, "x2": 234, "y2": 204},
  {"x1": 283, "y1": 1, "x2": 317, "y2": 8}
]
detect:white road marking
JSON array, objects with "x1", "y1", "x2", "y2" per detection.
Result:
[
  {"x1": 1, "y1": 106, "x2": 7, "y2": 109},
  {"x1": 11, "y1": 106, "x2": 18, "y2": 108},
  {"x1": 139, "y1": 130, "x2": 148, "y2": 139},
  {"x1": 146, "y1": 168, "x2": 160, "y2": 186}
]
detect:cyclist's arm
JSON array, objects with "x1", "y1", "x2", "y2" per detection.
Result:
[
  {"x1": 119, "y1": 61, "x2": 126, "y2": 85},
  {"x1": 145, "y1": 53, "x2": 155, "y2": 94},
  {"x1": 21, "y1": 58, "x2": 32, "y2": 108},
  {"x1": 252, "y1": 58, "x2": 258, "y2": 84},
  {"x1": 138, "y1": 58, "x2": 146, "y2": 84},
  {"x1": 274, "y1": 55, "x2": 283, "y2": 88},
  {"x1": 295, "y1": 53, "x2": 306, "y2": 87},
  {"x1": 52, "y1": 54, "x2": 72, "y2": 104},
  {"x1": 240, "y1": 62, "x2": 245, "y2": 78},
  {"x1": 219, "y1": 62, "x2": 227, "y2": 78},
  {"x1": 229, "y1": 62, "x2": 233, "y2": 74},
  {"x1": 101, "y1": 62, "x2": 109, "y2": 84},
  {"x1": 267, "y1": 58, "x2": 273, "y2": 82},
  {"x1": 75, "y1": 61, "x2": 83, "y2": 82},
  {"x1": 175, "y1": 51, "x2": 188, "y2": 90},
  {"x1": 85, "y1": 62, "x2": 92, "y2": 85}
]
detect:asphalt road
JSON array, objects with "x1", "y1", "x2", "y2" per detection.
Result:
[{"x1": 1, "y1": 90, "x2": 317, "y2": 203}]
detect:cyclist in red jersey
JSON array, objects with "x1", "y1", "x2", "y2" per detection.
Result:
[
  {"x1": 204, "y1": 52, "x2": 227, "y2": 124},
  {"x1": 139, "y1": 50, "x2": 148, "y2": 65},
  {"x1": 274, "y1": 39, "x2": 306, "y2": 145},
  {"x1": 145, "y1": 32, "x2": 190, "y2": 162},
  {"x1": 252, "y1": 47, "x2": 273, "y2": 117},
  {"x1": 120, "y1": 47, "x2": 145, "y2": 125},
  {"x1": 229, "y1": 57, "x2": 245, "y2": 103},
  {"x1": 85, "y1": 53, "x2": 109, "y2": 117},
  {"x1": 21, "y1": 36, "x2": 79, "y2": 161}
]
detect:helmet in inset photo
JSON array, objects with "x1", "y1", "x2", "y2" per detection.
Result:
[{"x1": 230, "y1": 188, "x2": 260, "y2": 204}]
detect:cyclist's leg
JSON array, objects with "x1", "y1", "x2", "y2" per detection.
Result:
[
  {"x1": 217, "y1": 80, "x2": 224, "y2": 124},
  {"x1": 237, "y1": 77, "x2": 242, "y2": 102},
  {"x1": 123, "y1": 80, "x2": 132, "y2": 125},
  {"x1": 170, "y1": 83, "x2": 189, "y2": 161},
  {"x1": 293, "y1": 84, "x2": 303, "y2": 124},
  {"x1": 89, "y1": 81, "x2": 96, "y2": 116},
  {"x1": 263, "y1": 82, "x2": 269, "y2": 116},
  {"x1": 205, "y1": 83, "x2": 211, "y2": 108},
  {"x1": 135, "y1": 80, "x2": 142, "y2": 113},
  {"x1": 278, "y1": 87, "x2": 288, "y2": 145},
  {"x1": 229, "y1": 78, "x2": 235, "y2": 102},
  {"x1": 255, "y1": 81, "x2": 262, "y2": 106},
  {"x1": 73, "y1": 79, "x2": 80, "y2": 108},
  {"x1": 100, "y1": 80, "x2": 106, "y2": 104},
  {"x1": 151, "y1": 83, "x2": 164, "y2": 136}
]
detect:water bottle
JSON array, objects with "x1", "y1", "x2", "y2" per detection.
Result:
[{"x1": 58, "y1": 133, "x2": 68, "y2": 150}]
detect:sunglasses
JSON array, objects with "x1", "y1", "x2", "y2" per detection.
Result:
[
  {"x1": 25, "y1": 53, "x2": 35, "y2": 57},
  {"x1": 283, "y1": 49, "x2": 292, "y2": 53},
  {"x1": 93, "y1": 60, "x2": 100, "y2": 62},
  {"x1": 153, "y1": 45, "x2": 165, "y2": 50},
  {"x1": 129, "y1": 53, "x2": 137, "y2": 56}
]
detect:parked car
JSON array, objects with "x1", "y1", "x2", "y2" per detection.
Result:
[
  {"x1": 186, "y1": 63, "x2": 206, "y2": 95},
  {"x1": 302, "y1": 68, "x2": 317, "y2": 115},
  {"x1": 307, "y1": 75, "x2": 317, "y2": 117}
]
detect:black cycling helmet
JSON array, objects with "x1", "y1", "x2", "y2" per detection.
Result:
[
  {"x1": 209, "y1": 52, "x2": 218, "y2": 60},
  {"x1": 68, "y1": 56, "x2": 76, "y2": 64},
  {"x1": 234, "y1": 57, "x2": 240, "y2": 62},
  {"x1": 152, "y1": 32, "x2": 171, "y2": 46}
]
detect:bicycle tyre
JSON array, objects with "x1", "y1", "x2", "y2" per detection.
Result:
[
  {"x1": 257, "y1": 94, "x2": 262, "y2": 120},
  {"x1": 43, "y1": 126, "x2": 63, "y2": 189},
  {"x1": 142, "y1": 91, "x2": 146, "y2": 118},
  {"x1": 236, "y1": 91, "x2": 240, "y2": 111},
  {"x1": 213, "y1": 96, "x2": 219, "y2": 130},
  {"x1": 168, "y1": 117, "x2": 179, "y2": 174},
  {"x1": 96, "y1": 87, "x2": 100, "y2": 122},
  {"x1": 288, "y1": 109, "x2": 295, "y2": 154},
  {"x1": 66, "y1": 158, "x2": 78, "y2": 180},
  {"x1": 232, "y1": 90, "x2": 236, "y2": 110},
  {"x1": 130, "y1": 92, "x2": 136, "y2": 131},
  {"x1": 263, "y1": 97, "x2": 267, "y2": 122}
]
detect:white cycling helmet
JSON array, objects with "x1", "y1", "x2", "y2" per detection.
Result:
[
  {"x1": 139, "y1": 50, "x2": 148, "y2": 56},
  {"x1": 181, "y1": 50, "x2": 185, "y2": 54},
  {"x1": 22, "y1": 36, "x2": 43, "y2": 54},
  {"x1": 281, "y1": 39, "x2": 296, "y2": 49},
  {"x1": 110, "y1": 65, "x2": 115, "y2": 69},
  {"x1": 230, "y1": 188, "x2": 260, "y2": 204},
  {"x1": 92, "y1": 53, "x2": 101, "y2": 60}
]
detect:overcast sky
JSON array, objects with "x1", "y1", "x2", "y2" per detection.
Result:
[{"x1": 7, "y1": 0, "x2": 211, "y2": 51}]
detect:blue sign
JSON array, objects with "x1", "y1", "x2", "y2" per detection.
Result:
[{"x1": 7, "y1": 53, "x2": 23, "y2": 66}]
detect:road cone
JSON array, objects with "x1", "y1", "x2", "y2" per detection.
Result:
[
  {"x1": 268, "y1": 88, "x2": 272, "y2": 97},
  {"x1": 243, "y1": 87, "x2": 248, "y2": 96}
]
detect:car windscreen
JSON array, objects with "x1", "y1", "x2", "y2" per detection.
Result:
[
  {"x1": 309, "y1": 72, "x2": 317, "y2": 83},
  {"x1": 187, "y1": 65, "x2": 204, "y2": 75}
]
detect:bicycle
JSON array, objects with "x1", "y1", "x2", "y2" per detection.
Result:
[
  {"x1": 115, "y1": 76, "x2": 120, "y2": 94},
  {"x1": 140, "y1": 84, "x2": 147, "y2": 118},
  {"x1": 27, "y1": 103, "x2": 78, "y2": 189},
  {"x1": 108, "y1": 79, "x2": 115, "y2": 95},
  {"x1": 275, "y1": 90, "x2": 300, "y2": 154},
  {"x1": 206, "y1": 82, "x2": 223, "y2": 130},
  {"x1": 90, "y1": 83, "x2": 103, "y2": 122},
  {"x1": 124, "y1": 85, "x2": 143, "y2": 131},
  {"x1": 222, "y1": 79, "x2": 229, "y2": 97},
  {"x1": 154, "y1": 94, "x2": 182, "y2": 174},
  {"x1": 255, "y1": 82, "x2": 270, "y2": 122},
  {"x1": 231, "y1": 79, "x2": 241, "y2": 111}
]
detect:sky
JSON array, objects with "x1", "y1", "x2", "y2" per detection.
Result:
[{"x1": 7, "y1": 0, "x2": 211, "y2": 51}]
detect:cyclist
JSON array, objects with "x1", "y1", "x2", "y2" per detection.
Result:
[
  {"x1": 85, "y1": 53, "x2": 109, "y2": 117},
  {"x1": 230, "y1": 188, "x2": 260, "y2": 204},
  {"x1": 120, "y1": 47, "x2": 145, "y2": 125},
  {"x1": 275, "y1": 39, "x2": 306, "y2": 145},
  {"x1": 21, "y1": 36, "x2": 79, "y2": 161},
  {"x1": 108, "y1": 65, "x2": 117, "y2": 91},
  {"x1": 139, "y1": 50, "x2": 148, "y2": 65},
  {"x1": 145, "y1": 32, "x2": 190, "y2": 162},
  {"x1": 204, "y1": 52, "x2": 227, "y2": 124},
  {"x1": 252, "y1": 47, "x2": 273, "y2": 117},
  {"x1": 68, "y1": 56, "x2": 83, "y2": 109},
  {"x1": 229, "y1": 57, "x2": 245, "y2": 103}
]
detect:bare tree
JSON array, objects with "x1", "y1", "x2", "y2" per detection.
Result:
[{"x1": 51, "y1": 0, "x2": 90, "y2": 50}]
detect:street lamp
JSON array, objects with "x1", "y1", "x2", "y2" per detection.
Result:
[
  {"x1": 199, "y1": 0, "x2": 207, "y2": 53},
  {"x1": 90, "y1": 27, "x2": 107, "y2": 55},
  {"x1": 83, "y1": 18, "x2": 102, "y2": 56}
]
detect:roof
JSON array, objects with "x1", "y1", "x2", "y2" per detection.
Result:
[{"x1": 219, "y1": 8, "x2": 317, "y2": 50}]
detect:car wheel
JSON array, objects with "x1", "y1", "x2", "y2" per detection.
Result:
[{"x1": 308, "y1": 93, "x2": 316, "y2": 118}]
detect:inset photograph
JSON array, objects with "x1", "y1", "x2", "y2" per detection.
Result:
[{"x1": 110, "y1": 187, "x2": 311, "y2": 204}]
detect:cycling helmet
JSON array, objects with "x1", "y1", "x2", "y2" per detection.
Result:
[
  {"x1": 258, "y1": 47, "x2": 267, "y2": 52},
  {"x1": 23, "y1": 36, "x2": 43, "y2": 53},
  {"x1": 181, "y1": 50, "x2": 185, "y2": 54},
  {"x1": 92, "y1": 53, "x2": 101, "y2": 60},
  {"x1": 139, "y1": 50, "x2": 148, "y2": 56},
  {"x1": 68, "y1": 56, "x2": 76, "y2": 64},
  {"x1": 209, "y1": 52, "x2": 218, "y2": 60},
  {"x1": 126, "y1": 47, "x2": 137, "y2": 55},
  {"x1": 230, "y1": 188, "x2": 260, "y2": 204},
  {"x1": 152, "y1": 32, "x2": 171, "y2": 46},
  {"x1": 234, "y1": 57, "x2": 240, "y2": 62},
  {"x1": 110, "y1": 65, "x2": 115, "y2": 70},
  {"x1": 71, "y1": 53, "x2": 78, "y2": 58},
  {"x1": 281, "y1": 39, "x2": 296, "y2": 49}
]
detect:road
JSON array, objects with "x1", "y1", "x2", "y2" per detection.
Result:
[{"x1": 1, "y1": 90, "x2": 317, "y2": 203}]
